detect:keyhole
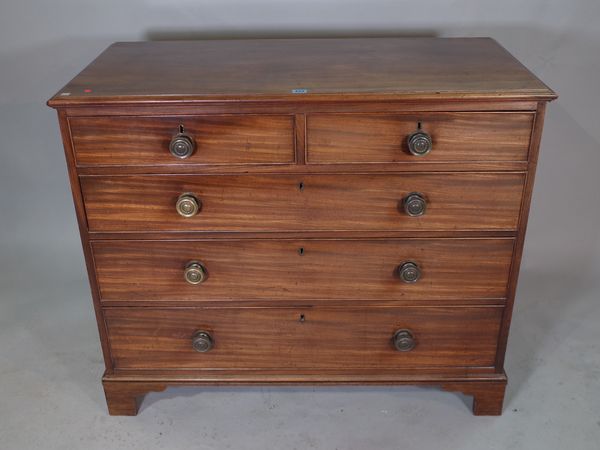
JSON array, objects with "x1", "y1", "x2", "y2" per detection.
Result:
[
  {"x1": 417, "y1": 121, "x2": 422, "y2": 130},
  {"x1": 299, "y1": 314, "x2": 305, "y2": 323},
  {"x1": 179, "y1": 124, "x2": 185, "y2": 133},
  {"x1": 298, "y1": 247, "x2": 305, "y2": 256},
  {"x1": 298, "y1": 181, "x2": 304, "y2": 191}
]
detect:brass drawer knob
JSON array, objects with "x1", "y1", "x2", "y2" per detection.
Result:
[
  {"x1": 192, "y1": 330, "x2": 214, "y2": 352},
  {"x1": 398, "y1": 261, "x2": 421, "y2": 283},
  {"x1": 393, "y1": 329, "x2": 416, "y2": 352},
  {"x1": 403, "y1": 192, "x2": 427, "y2": 217},
  {"x1": 184, "y1": 261, "x2": 207, "y2": 285},
  {"x1": 169, "y1": 132, "x2": 195, "y2": 159},
  {"x1": 407, "y1": 130, "x2": 432, "y2": 156},
  {"x1": 176, "y1": 193, "x2": 201, "y2": 217}
]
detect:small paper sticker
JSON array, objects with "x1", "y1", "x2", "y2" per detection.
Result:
[
  {"x1": 60, "y1": 92, "x2": 71, "y2": 96},
  {"x1": 292, "y1": 88, "x2": 308, "y2": 94}
]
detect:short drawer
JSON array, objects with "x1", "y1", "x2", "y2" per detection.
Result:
[
  {"x1": 81, "y1": 173, "x2": 525, "y2": 233},
  {"x1": 69, "y1": 115, "x2": 296, "y2": 166},
  {"x1": 105, "y1": 306, "x2": 503, "y2": 370},
  {"x1": 92, "y1": 238, "x2": 514, "y2": 302},
  {"x1": 306, "y1": 112, "x2": 533, "y2": 163}
]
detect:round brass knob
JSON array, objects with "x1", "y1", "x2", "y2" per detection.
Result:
[
  {"x1": 403, "y1": 193, "x2": 427, "y2": 217},
  {"x1": 398, "y1": 261, "x2": 421, "y2": 283},
  {"x1": 191, "y1": 330, "x2": 214, "y2": 352},
  {"x1": 393, "y1": 329, "x2": 416, "y2": 352},
  {"x1": 169, "y1": 133, "x2": 195, "y2": 159},
  {"x1": 407, "y1": 130, "x2": 432, "y2": 156},
  {"x1": 184, "y1": 261, "x2": 207, "y2": 285},
  {"x1": 176, "y1": 193, "x2": 201, "y2": 218}
]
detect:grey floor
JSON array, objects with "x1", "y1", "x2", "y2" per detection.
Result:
[{"x1": 1, "y1": 240, "x2": 599, "y2": 450}]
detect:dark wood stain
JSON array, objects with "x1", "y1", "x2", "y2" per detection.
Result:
[
  {"x1": 92, "y1": 238, "x2": 514, "y2": 302},
  {"x1": 307, "y1": 112, "x2": 533, "y2": 163},
  {"x1": 104, "y1": 306, "x2": 503, "y2": 370},
  {"x1": 48, "y1": 38, "x2": 555, "y2": 106},
  {"x1": 47, "y1": 38, "x2": 556, "y2": 416},
  {"x1": 80, "y1": 173, "x2": 526, "y2": 233},
  {"x1": 70, "y1": 114, "x2": 296, "y2": 167}
]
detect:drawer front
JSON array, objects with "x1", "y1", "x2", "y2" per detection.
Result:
[
  {"x1": 69, "y1": 115, "x2": 295, "y2": 166},
  {"x1": 81, "y1": 173, "x2": 525, "y2": 232},
  {"x1": 105, "y1": 306, "x2": 503, "y2": 369},
  {"x1": 306, "y1": 112, "x2": 533, "y2": 163},
  {"x1": 92, "y1": 239, "x2": 513, "y2": 302}
]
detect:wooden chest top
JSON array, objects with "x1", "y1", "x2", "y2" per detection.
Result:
[{"x1": 48, "y1": 37, "x2": 555, "y2": 106}]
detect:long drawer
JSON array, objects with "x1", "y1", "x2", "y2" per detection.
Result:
[
  {"x1": 81, "y1": 173, "x2": 525, "y2": 233},
  {"x1": 69, "y1": 115, "x2": 296, "y2": 166},
  {"x1": 306, "y1": 112, "x2": 533, "y2": 163},
  {"x1": 92, "y1": 238, "x2": 514, "y2": 302},
  {"x1": 105, "y1": 306, "x2": 503, "y2": 370}
]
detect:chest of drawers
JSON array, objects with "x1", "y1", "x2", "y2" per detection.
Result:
[{"x1": 48, "y1": 38, "x2": 556, "y2": 416}]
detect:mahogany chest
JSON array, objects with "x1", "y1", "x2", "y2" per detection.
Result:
[{"x1": 48, "y1": 38, "x2": 556, "y2": 415}]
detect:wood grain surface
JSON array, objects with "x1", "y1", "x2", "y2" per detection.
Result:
[
  {"x1": 101, "y1": 375, "x2": 507, "y2": 416},
  {"x1": 307, "y1": 112, "x2": 533, "y2": 163},
  {"x1": 104, "y1": 306, "x2": 503, "y2": 369},
  {"x1": 47, "y1": 38, "x2": 556, "y2": 106},
  {"x1": 81, "y1": 173, "x2": 526, "y2": 233},
  {"x1": 70, "y1": 114, "x2": 295, "y2": 166},
  {"x1": 47, "y1": 37, "x2": 556, "y2": 415},
  {"x1": 92, "y1": 238, "x2": 514, "y2": 302}
]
